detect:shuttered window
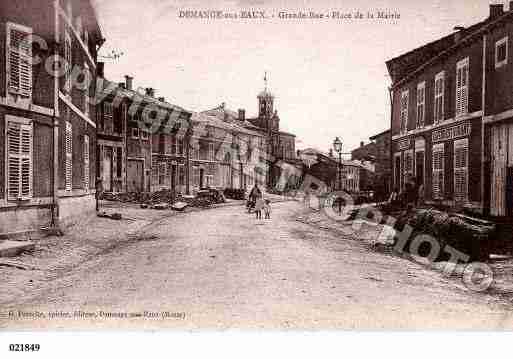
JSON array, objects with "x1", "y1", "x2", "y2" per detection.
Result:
[
  {"x1": 209, "y1": 143, "x2": 215, "y2": 161},
  {"x1": 193, "y1": 167, "x2": 200, "y2": 188},
  {"x1": 495, "y1": 37, "x2": 508, "y2": 69},
  {"x1": 456, "y1": 58, "x2": 469, "y2": 117},
  {"x1": 6, "y1": 23, "x2": 33, "y2": 98},
  {"x1": 177, "y1": 138, "x2": 184, "y2": 156},
  {"x1": 454, "y1": 138, "x2": 469, "y2": 202},
  {"x1": 416, "y1": 82, "x2": 425, "y2": 128},
  {"x1": 6, "y1": 118, "x2": 33, "y2": 200},
  {"x1": 400, "y1": 90, "x2": 409, "y2": 134},
  {"x1": 64, "y1": 29, "x2": 72, "y2": 93},
  {"x1": 65, "y1": 121, "x2": 73, "y2": 191},
  {"x1": 432, "y1": 143, "x2": 445, "y2": 199},
  {"x1": 403, "y1": 150, "x2": 414, "y2": 182},
  {"x1": 434, "y1": 71, "x2": 445, "y2": 123},
  {"x1": 178, "y1": 165, "x2": 185, "y2": 186},
  {"x1": 84, "y1": 63, "x2": 90, "y2": 117},
  {"x1": 158, "y1": 162, "x2": 166, "y2": 185},
  {"x1": 83, "y1": 135, "x2": 90, "y2": 191}
]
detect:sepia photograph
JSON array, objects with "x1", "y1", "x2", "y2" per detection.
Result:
[{"x1": 2, "y1": 0, "x2": 513, "y2": 352}]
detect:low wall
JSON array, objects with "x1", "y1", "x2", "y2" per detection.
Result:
[
  {"x1": 58, "y1": 194, "x2": 96, "y2": 229},
  {"x1": 0, "y1": 205, "x2": 52, "y2": 237}
]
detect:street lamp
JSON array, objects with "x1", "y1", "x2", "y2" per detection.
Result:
[
  {"x1": 333, "y1": 137, "x2": 343, "y2": 214},
  {"x1": 333, "y1": 137, "x2": 343, "y2": 190}
]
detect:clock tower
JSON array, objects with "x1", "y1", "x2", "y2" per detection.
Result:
[{"x1": 257, "y1": 72, "x2": 275, "y2": 129}]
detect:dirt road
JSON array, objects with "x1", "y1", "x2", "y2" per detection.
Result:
[{"x1": 2, "y1": 201, "x2": 512, "y2": 329}]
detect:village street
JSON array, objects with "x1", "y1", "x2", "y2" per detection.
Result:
[{"x1": 1, "y1": 201, "x2": 513, "y2": 330}]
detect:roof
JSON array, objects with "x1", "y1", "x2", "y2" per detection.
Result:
[
  {"x1": 201, "y1": 104, "x2": 263, "y2": 131},
  {"x1": 78, "y1": 0, "x2": 104, "y2": 42},
  {"x1": 257, "y1": 88, "x2": 274, "y2": 98},
  {"x1": 386, "y1": 10, "x2": 513, "y2": 87},
  {"x1": 369, "y1": 129, "x2": 391, "y2": 140},
  {"x1": 97, "y1": 77, "x2": 192, "y2": 117},
  {"x1": 192, "y1": 111, "x2": 263, "y2": 137},
  {"x1": 299, "y1": 148, "x2": 362, "y2": 167}
]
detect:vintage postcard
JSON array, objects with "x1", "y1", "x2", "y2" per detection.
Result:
[{"x1": 1, "y1": 0, "x2": 513, "y2": 339}]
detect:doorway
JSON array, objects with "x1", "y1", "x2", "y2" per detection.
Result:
[
  {"x1": 394, "y1": 153, "x2": 401, "y2": 191},
  {"x1": 127, "y1": 159, "x2": 144, "y2": 192},
  {"x1": 415, "y1": 151, "x2": 425, "y2": 186},
  {"x1": 103, "y1": 147, "x2": 113, "y2": 192},
  {"x1": 199, "y1": 168, "x2": 204, "y2": 189}
]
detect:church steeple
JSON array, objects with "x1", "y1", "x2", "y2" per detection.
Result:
[{"x1": 258, "y1": 72, "x2": 274, "y2": 120}]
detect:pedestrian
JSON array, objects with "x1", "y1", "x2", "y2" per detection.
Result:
[
  {"x1": 255, "y1": 197, "x2": 264, "y2": 220},
  {"x1": 263, "y1": 199, "x2": 271, "y2": 219},
  {"x1": 248, "y1": 183, "x2": 262, "y2": 212},
  {"x1": 417, "y1": 183, "x2": 425, "y2": 207}
]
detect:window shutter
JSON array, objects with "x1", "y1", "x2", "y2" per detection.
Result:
[
  {"x1": 7, "y1": 24, "x2": 33, "y2": 97},
  {"x1": 64, "y1": 30, "x2": 72, "y2": 93},
  {"x1": 454, "y1": 140, "x2": 468, "y2": 201},
  {"x1": 7, "y1": 120, "x2": 32, "y2": 200},
  {"x1": 432, "y1": 146, "x2": 444, "y2": 199},
  {"x1": 84, "y1": 135, "x2": 90, "y2": 190},
  {"x1": 65, "y1": 121, "x2": 73, "y2": 191},
  {"x1": 462, "y1": 64, "x2": 469, "y2": 114}
]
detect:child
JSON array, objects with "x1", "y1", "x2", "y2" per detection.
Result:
[
  {"x1": 264, "y1": 199, "x2": 271, "y2": 219},
  {"x1": 255, "y1": 197, "x2": 264, "y2": 220}
]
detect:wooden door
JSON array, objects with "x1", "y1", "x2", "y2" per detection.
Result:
[
  {"x1": 491, "y1": 124, "x2": 508, "y2": 216},
  {"x1": 127, "y1": 160, "x2": 144, "y2": 192},
  {"x1": 415, "y1": 151, "x2": 425, "y2": 186},
  {"x1": 103, "y1": 147, "x2": 112, "y2": 192}
]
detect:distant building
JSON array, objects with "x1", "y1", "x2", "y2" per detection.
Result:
[
  {"x1": 299, "y1": 148, "x2": 362, "y2": 193},
  {"x1": 351, "y1": 141, "x2": 377, "y2": 162},
  {"x1": 95, "y1": 75, "x2": 193, "y2": 194},
  {"x1": 369, "y1": 129, "x2": 391, "y2": 199},
  {"x1": 202, "y1": 74, "x2": 297, "y2": 189}
]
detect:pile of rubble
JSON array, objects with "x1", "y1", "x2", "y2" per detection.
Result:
[
  {"x1": 392, "y1": 208, "x2": 495, "y2": 261},
  {"x1": 99, "y1": 189, "x2": 225, "y2": 209}
]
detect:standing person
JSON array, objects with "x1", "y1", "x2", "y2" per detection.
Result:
[
  {"x1": 248, "y1": 183, "x2": 262, "y2": 213},
  {"x1": 263, "y1": 199, "x2": 271, "y2": 219},
  {"x1": 417, "y1": 182, "x2": 425, "y2": 207},
  {"x1": 255, "y1": 196, "x2": 264, "y2": 220}
]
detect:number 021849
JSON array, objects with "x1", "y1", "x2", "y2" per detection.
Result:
[{"x1": 9, "y1": 344, "x2": 40, "y2": 352}]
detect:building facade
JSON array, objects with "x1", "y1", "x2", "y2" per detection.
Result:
[
  {"x1": 0, "y1": 0, "x2": 103, "y2": 235},
  {"x1": 387, "y1": 3, "x2": 513, "y2": 217},
  {"x1": 369, "y1": 129, "x2": 391, "y2": 199},
  {"x1": 299, "y1": 148, "x2": 362, "y2": 193},
  {"x1": 189, "y1": 112, "x2": 267, "y2": 192},
  {"x1": 96, "y1": 75, "x2": 193, "y2": 195}
]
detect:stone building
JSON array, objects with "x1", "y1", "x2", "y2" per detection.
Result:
[
  {"x1": 387, "y1": 2, "x2": 513, "y2": 218},
  {"x1": 0, "y1": 0, "x2": 103, "y2": 235}
]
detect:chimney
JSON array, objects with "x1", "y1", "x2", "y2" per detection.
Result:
[
  {"x1": 453, "y1": 26, "x2": 465, "y2": 43},
  {"x1": 329, "y1": 149, "x2": 333, "y2": 158},
  {"x1": 145, "y1": 87, "x2": 155, "y2": 97},
  {"x1": 97, "y1": 62, "x2": 105, "y2": 78},
  {"x1": 221, "y1": 102, "x2": 226, "y2": 109},
  {"x1": 489, "y1": 3, "x2": 504, "y2": 19},
  {"x1": 238, "y1": 109, "x2": 245, "y2": 121},
  {"x1": 124, "y1": 75, "x2": 133, "y2": 90},
  {"x1": 158, "y1": 96, "x2": 165, "y2": 102},
  {"x1": 360, "y1": 141, "x2": 364, "y2": 147}
]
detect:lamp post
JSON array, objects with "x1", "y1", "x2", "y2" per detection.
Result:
[{"x1": 333, "y1": 137, "x2": 343, "y2": 214}]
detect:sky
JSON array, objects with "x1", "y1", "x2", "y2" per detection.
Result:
[{"x1": 91, "y1": 0, "x2": 497, "y2": 153}]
